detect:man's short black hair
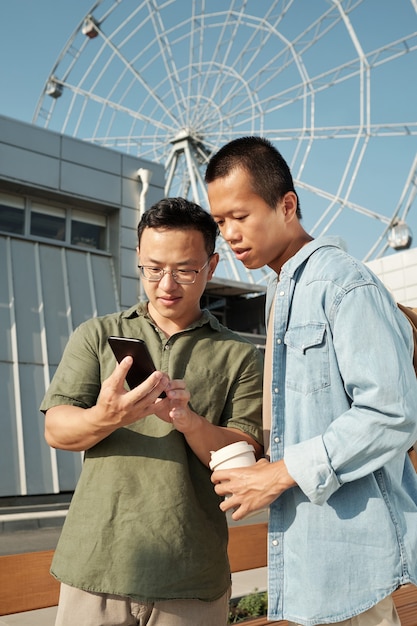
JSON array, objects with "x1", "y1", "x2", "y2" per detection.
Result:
[
  {"x1": 137, "y1": 197, "x2": 219, "y2": 256},
  {"x1": 205, "y1": 136, "x2": 301, "y2": 218}
]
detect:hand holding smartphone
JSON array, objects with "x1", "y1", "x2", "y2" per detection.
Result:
[{"x1": 108, "y1": 336, "x2": 166, "y2": 397}]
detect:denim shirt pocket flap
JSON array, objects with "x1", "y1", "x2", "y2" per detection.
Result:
[
  {"x1": 284, "y1": 323, "x2": 329, "y2": 394},
  {"x1": 284, "y1": 323, "x2": 326, "y2": 354}
]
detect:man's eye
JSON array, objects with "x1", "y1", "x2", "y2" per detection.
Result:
[
  {"x1": 148, "y1": 267, "x2": 162, "y2": 274},
  {"x1": 177, "y1": 270, "x2": 193, "y2": 276}
]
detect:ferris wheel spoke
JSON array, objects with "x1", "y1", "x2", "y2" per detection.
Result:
[
  {"x1": 245, "y1": 25, "x2": 416, "y2": 123},
  {"x1": 365, "y1": 154, "x2": 417, "y2": 260},
  {"x1": 186, "y1": 4, "x2": 203, "y2": 112},
  {"x1": 34, "y1": 0, "x2": 417, "y2": 267},
  {"x1": 297, "y1": 179, "x2": 391, "y2": 225},
  {"x1": 309, "y1": 135, "x2": 370, "y2": 236},
  {"x1": 195, "y1": 2, "x2": 245, "y2": 99},
  {"x1": 147, "y1": 10, "x2": 191, "y2": 126},
  {"x1": 242, "y1": 3, "x2": 347, "y2": 98},
  {"x1": 60, "y1": 79, "x2": 176, "y2": 135},
  {"x1": 99, "y1": 27, "x2": 180, "y2": 126}
]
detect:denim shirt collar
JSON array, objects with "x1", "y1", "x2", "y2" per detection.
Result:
[
  {"x1": 282, "y1": 236, "x2": 346, "y2": 278},
  {"x1": 266, "y1": 236, "x2": 347, "y2": 319}
]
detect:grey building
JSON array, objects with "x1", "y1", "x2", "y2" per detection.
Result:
[{"x1": 0, "y1": 115, "x2": 265, "y2": 501}]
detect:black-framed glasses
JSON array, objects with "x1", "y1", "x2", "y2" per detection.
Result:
[{"x1": 138, "y1": 258, "x2": 211, "y2": 284}]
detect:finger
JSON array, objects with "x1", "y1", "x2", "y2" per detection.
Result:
[
  {"x1": 218, "y1": 494, "x2": 248, "y2": 520},
  {"x1": 129, "y1": 371, "x2": 169, "y2": 401},
  {"x1": 219, "y1": 494, "x2": 241, "y2": 514},
  {"x1": 231, "y1": 506, "x2": 247, "y2": 521},
  {"x1": 166, "y1": 379, "x2": 187, "y2": 391},
  {"x1": 211, "y1": 469, "x2": 234, "y2": 485},
  {"x1": 165, "y1": 391, "x2": 189, "y2": 404},
  {"x1": 165, "y1": 386, "x2": 190, "y2": 403},
  {"x1": 213, "y1": 480, "x2": 234, "y2": 499},
  {"x1": 110, "y1": 356, "x2": 134, "y2": 388}
]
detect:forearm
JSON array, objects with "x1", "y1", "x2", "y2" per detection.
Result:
[
  {"x1": 179, "y1": 411, "x2": 263, "y2": 466},
  {"x1": 44, "y1": 362, "x2": 170, "y2": 452},
  {"x1": 44, "y1": 405, "x2": 116, "y2": 451}
]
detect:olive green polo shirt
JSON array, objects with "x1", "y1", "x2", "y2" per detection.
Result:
[{"x1": 41, "y1": 304, "x2": 263, "y2": 602}]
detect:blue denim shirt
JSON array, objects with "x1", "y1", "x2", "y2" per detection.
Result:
[{"x1": 266, "y1": 237, "x2": 417, "y2": 625}]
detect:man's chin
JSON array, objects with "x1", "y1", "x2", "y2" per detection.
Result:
[{"x1": 242, "y1": 259, "x2": 263, "y2": 270}]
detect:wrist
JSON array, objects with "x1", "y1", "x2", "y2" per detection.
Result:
[
  {"x1": 176, "y1": 409, "x2": 203, "y2": 436},
  {"x1": 84, "y1": 405, "x2": 117, "y2": 437}
]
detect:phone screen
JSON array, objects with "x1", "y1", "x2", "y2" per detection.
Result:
[{"x1": 108, "y1": 336, "x2": 166, "y2": 397}]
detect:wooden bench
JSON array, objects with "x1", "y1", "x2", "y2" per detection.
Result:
[
  {"x1": 0, "y1": 548, "x2": 58, "y2": 615},
  {"x1": 1, "y1": 451, "x2": 417, "y2": 623},
  {"x1": 0, "y1": 524, "x2": 277, "y2": 624},
  {"x1": 228, "y1": 521, "x2": 284, "y2": 625},
  {"x1": 1, "y1": 520, "x2": 417, "y2": 624}
]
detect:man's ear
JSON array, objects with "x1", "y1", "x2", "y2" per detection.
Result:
[
  {"x1": 207, "y1": 252, "x2": 220, "y2": 280},
  {"x1": 283, "y1": 192, "x2": 298, "y2": 221}
]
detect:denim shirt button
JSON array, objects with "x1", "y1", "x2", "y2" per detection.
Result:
[
  {"x1": 274, "y1": 387, "x2": 279, "y2": 393},
  {"x1": 272, "y1": 539, "x2": 279, "y2": 546},
  {"x1": 279, "y1": 291, "x2": 285, "y2": 296},
  {"x1": 276, "y1": 338, "x2": 282, "y2": 344},
  {"x1": 274, "y1": 436, "x2": 280, "y2": 443}
]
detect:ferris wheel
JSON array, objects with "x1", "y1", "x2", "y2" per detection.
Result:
[{"x1": 33, "y1": 0, "x2": 417, "y2": 285}]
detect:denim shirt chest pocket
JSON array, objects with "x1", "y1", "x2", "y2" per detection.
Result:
[{"x1": 284, "y1": 322, "x2": 330, "y2": 394}]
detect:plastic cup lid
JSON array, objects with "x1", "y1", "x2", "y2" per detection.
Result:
[{"x1": 209, "y1": 441, "x2": 255, "y2": 470}]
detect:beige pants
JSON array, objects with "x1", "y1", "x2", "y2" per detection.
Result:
[
  {"x1": 55, "y1": 582, "x2": 231, "y2": 626},
  {"x1": 288, "y1": 595, "x2": 401, "y2": 626}
]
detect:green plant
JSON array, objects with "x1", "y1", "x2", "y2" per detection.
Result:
[{"x1": 228, "y1": 588, "x2": 268, "y2": 623}]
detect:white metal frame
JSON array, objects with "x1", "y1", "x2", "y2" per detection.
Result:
[{"x1": 33, "y1": 0, "x2": 417, "y2": 280}]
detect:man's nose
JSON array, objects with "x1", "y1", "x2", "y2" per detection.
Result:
[
  {"x1": 159, "y1": 271, "x2": 177, "y2": 289},
  {"x1": 223, "y1": 222, "x2": 241, "y2": 243}
]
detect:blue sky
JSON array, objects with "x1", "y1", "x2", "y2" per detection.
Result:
[
  {"x1": 0, "y1": 1, "x2": 92, "y2": 124},
  {"x1": 1, "y1": 1, "x2": 417, "y2": 271}
]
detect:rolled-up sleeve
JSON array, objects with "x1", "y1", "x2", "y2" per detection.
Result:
[
  {"x1": 284, "y1": 284, "x2": 417, "y2": 505},
  {"x1": 284, "y1": 435, "x2": 341, "y2": 504}
]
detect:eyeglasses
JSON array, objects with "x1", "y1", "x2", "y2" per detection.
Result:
[{"x1": 138, "y1": 258, "x2": 211, "y2": 284}]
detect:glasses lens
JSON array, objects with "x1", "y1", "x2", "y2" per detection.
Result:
[
  {"x1": 140, "y1": 267, "x2": 162, "y2": 281},
  {"x1": 173, "y1": 271, "x2": 196, "y2": 284},
  {"x1": 139, "y1": 264, "x2": 207, "y2": 284}
]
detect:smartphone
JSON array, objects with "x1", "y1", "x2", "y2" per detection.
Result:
[{"x1": 108, "y1": 336, "x2": 166, "y2": 397}]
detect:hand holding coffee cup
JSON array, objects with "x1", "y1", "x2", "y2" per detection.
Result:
[{"x1": 209, "y1": 441, "x2": 256, "y2": 498}]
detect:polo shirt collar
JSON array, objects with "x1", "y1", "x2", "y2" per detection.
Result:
[{"x1": 120, "y1": 302, "x2": 222, "y2": 333}]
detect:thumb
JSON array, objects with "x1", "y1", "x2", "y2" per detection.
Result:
[{"x1": 110, "y1": 356, "x2": 133, "y2": 388}]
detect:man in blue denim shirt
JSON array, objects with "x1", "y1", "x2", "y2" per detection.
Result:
[{"x1": 206, "y1": 137, "x2": 417, "y2": 626}]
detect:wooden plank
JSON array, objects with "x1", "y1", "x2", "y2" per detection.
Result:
[
  {"x1": 0, "y1": 549, "x2": 59, "y2": 615},
  {"x1": 392, "y1": 584, "x2": 417, "y2": 626},
  {"x1": 228, "y1": 522, "x2": 268, "y2": 573},
  {"x1": 239, "y1": 619, "x2": 286, "y2": 625},
  {"x1": 0, "y1": 525, "x2": 416, "y2": 626},
  {"x1": 409, "y1": 448, "x2": 417, "y2": 473}
]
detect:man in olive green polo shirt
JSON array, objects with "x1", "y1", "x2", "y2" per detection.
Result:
[{"x1": 41, "y1": 197, "x2": 263, "y2": 626}]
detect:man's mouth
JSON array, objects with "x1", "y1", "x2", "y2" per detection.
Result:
[
  {"x1": 232, "y1": 248, "x2": 250, "y2": 262},
  {"x1": 158, "y1": 295, "x2": 181, "y2": 306}
]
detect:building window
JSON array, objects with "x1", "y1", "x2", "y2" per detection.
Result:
[
  {"x1": 30, "y1": 204, "x2": 66, "y2": 241},
  {"x1": 0, "y1": 193, "x2": 108, "y2": 251},
  {"x1": 71, "y1": 210, "x2": 107, "y2": 250},
  {"x1": 0, "y1": 193, "x2": 25, "y2": 234}
]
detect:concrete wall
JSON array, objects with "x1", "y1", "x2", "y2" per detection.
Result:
[
  {"x1": 0, "y1": 114, "x2": 165, "y2": 309},
  {"x1": 0, "y1": 115, "x2": 165, "y2": 497},
  {"x1": 366, "y1": 247, "x2": 417, "y2": 308}
]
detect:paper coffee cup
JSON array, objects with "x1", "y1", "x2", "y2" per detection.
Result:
[{"x1": 209, "y1": 441, "x2": 256, "y2": 471}]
